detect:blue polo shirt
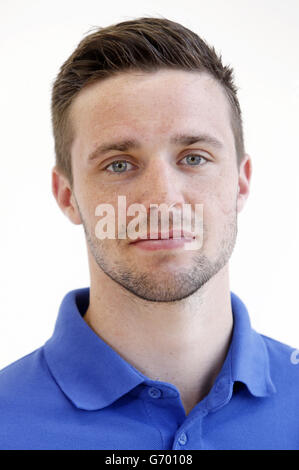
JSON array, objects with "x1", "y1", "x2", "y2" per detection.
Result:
[{"x1": 0, "y1": 287, "x2": 299, "y2": 450}]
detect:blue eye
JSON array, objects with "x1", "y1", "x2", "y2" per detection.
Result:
[
  {"x1": 182, "y1": 154, "x2": 206, "y2": 166},
  {"x1": 104, "y1": 154, "x2": 207, "y2": 175},
  {"x1": 105, "y1": 160, "x2": 134, "y2": 173}
]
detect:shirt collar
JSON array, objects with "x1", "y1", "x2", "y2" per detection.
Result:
[
  {"x1": 229, "y1": 292, "x2": 276, "y2": 397},
  {"x1": 43, "y1": 287, "x2": 147, "y2": 411},
  {"x1": 43, "y1": 288, "x2": 276, "y2": 411}
]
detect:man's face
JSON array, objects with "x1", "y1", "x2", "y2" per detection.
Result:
[{"x1": 65, "y1": 69, "x2": 246, "y2": 302}]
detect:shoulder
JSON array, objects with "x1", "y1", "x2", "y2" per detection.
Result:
[
  {"x1": 261, "y1": 332, "x2": 298, "y2": 362},
  {"x1": 0, "y1": 346, "x2": 59, "y2": 410},
  {"x1": 0, "y1": 346, "x2": 68, "y2": 449},
  {"x1": 0, "y1": 347, "x2": 57, "y2": 416},
  {"x1": 0, "y1": 347, "x2": 48, "y2": 393},
  {"x1": 260, "y1": 332, "x2": 299, "y2": 388}
]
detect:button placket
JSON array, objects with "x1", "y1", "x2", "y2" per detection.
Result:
[
  {"x1": 215, "y1": 377, "x2": 227, "y2": 392},
  {"x1": 148, "y1": 387, "x2": 162, "y2": 399},
  {"x1": 207, "y1": 376, "x2": 233, "y2": 412},
  {"x1": 177, "y1": 432, "x2": 188, "y2": 446}
]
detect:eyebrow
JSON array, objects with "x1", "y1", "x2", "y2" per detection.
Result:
[{"x1": 87, "y1": 133, "x2": 224, "y2": 162}]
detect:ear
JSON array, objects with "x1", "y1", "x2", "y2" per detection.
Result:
[
  {"x1": 51, "y1": 166, "x2": 82, "y2": 225},
  {"x1": 237, "y1": 153, "x2": 252, "y2": 213}
]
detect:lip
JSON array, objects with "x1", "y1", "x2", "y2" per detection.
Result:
[
  {"x1": 130, "y1": 238, "x2": 194, "y2": 251},
  {"x1": 129, "y1": 229, "x2": 195, "y2": 244},
  {"x1": 129, "y1": 229, "x2": 195, "y2": 251}
]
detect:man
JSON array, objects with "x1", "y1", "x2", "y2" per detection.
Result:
[{"x1": 0, "y1": 16, "x2": 298, "y2": 450}]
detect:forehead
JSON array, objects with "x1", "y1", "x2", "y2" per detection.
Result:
[{"x1": 69, "y1": 69, "x2": 234, "y2": 153}]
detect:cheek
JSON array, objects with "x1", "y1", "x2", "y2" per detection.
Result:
[
  {"x1": 190, "y1": 177, "x2": 237, "y2": 229},
  {"x1": 215, "y1": 185, "x2": 237, "y2": 216}
]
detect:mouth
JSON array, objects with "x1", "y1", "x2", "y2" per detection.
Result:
[{"x1": 129, "y1": 229, "x2": 195, "y2": 251}]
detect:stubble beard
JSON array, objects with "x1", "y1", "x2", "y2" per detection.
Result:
[{"x1": 78, "y1": 204, "x2": 238, "y2": 303}]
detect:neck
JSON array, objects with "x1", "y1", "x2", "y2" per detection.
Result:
[{"x1": 84, "y1": 262, "x2": 233, "y2": 415}]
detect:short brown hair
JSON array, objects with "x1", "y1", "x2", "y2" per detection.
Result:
[{"x1": 51, "y1": 16, "x2": 244, "y2": 188}]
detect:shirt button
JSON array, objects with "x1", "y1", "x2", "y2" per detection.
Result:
[
  {"x1": 178, "y1": 432, "x2": 188, "y2": 446},
  {"x1": 148, "y1": 387, "x2": 162, "y2": 398}
]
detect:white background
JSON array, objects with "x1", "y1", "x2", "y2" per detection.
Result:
[{"x1": 0, "y1": 0, "x2": 298, "y2": 369}]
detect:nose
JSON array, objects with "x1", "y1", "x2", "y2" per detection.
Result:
[
  {"x1": 137, "y1": 156, "x2": 186, "y2": 216},
  {"x1": 144, "y1": 156, "x2": 185, "y2": 203}
]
